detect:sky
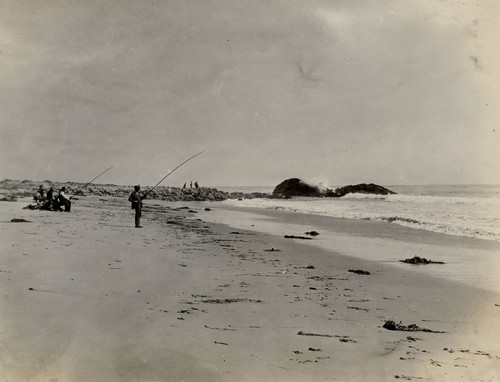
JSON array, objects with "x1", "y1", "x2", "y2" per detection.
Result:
[{"x1": 1, "y1": 0, "x2": 499, "y2": 187}]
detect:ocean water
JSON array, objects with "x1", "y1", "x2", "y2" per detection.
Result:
[{"x1": 216, "y1": 184, "x2": 500, "y2": 242}]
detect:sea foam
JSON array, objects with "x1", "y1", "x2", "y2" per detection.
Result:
[{"x1": 220, "y1": 186, "x2": 500, "y2": 242}]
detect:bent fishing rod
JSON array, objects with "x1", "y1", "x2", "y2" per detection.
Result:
[
  {"x1": 70, "y1": 165, "x2": 114, "y2": 200},
  {"x1": 142, "y1": 151, "x2": 204, "y2": 198}
]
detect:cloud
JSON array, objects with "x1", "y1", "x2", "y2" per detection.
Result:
[{"x1": 0, "y1": 0, "x2": 499, "y2": 185}]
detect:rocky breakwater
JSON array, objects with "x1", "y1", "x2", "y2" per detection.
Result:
[
  {"x1": 133, "y1": 186, "x2": 270, "y2": 202},
  {"x1": 272, "y1": 178, "x2": 396, "y2": 198},
  {"x1": 0, "y1": 179, "x2": 271, "y2": 203}
]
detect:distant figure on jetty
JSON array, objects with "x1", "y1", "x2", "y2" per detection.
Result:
[
  {"x1": 194, "y1": 181, "x2": 199, "y2": 188},
  {"x1": 57, "y1": 187, "x2": 71, "y2": 212},
  {"x1": 128, "y1": 185, "x2": 143, "y2": 228}
]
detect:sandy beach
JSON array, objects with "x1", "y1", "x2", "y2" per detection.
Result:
[{"x1": 1, "y1": 196, "x2": 499, "y2": 382}]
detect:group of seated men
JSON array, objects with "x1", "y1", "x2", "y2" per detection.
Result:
[{"x1": 33, "y1": 185, "x2": 71, "y2": 212}]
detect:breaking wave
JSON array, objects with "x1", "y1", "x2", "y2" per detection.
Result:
[{"x1": 220, "y1": 187, "x2": 500, "y2": 242}]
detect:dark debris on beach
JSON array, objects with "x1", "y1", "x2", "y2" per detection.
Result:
[
  {"x1": 284, "y1": 235, "x2": 312, "y2": 240},
  {"x1": 383, "y1": 320, "x2": 445, "y2": 333},
  {"x1": 348, "y1": 269, "x2": 371, "y2": 275},
  {"x1": 198, "y1": 298, "x2": 262, "y2": 304},
  {"x1": 305, "y1": 231, "x2": 320, "y2": 236},
  {"x1": 399, "y1": 256, "x2": 445, "y2": 265}
]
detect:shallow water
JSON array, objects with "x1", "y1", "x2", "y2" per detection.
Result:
[
  {"x1": 216, "y1": 184, "x2": 500, "y2": 242},
  {"x1": 184, "y1": 203, "x2": 500, "y2": 295}
]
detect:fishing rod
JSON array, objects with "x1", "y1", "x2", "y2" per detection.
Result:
[
  {"x1": 70, "y1": 165, "x2": 114, "y2": 199},
  {"x1": 142, "y1": 151, "x2": 204, "y2": 198}
]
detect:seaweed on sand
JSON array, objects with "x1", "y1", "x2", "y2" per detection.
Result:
[
  {"x1": 348, "y1": 269, "x2": 370, "y2": 275},
  {"x1": 399, "y1": 256, "x2": 444, "y2": 264},
  {"x1": 383, "y1": 320, "x2": 445, "y2": 333},
  {"x1": 284, "y1": 235, "x2": 312, "y2": 240}
]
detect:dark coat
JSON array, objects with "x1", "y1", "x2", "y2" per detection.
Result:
[{"x1": 128, "y1": 191, "x2": 143, "y2": 210}]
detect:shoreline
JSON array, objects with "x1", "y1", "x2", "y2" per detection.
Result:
[
  {"x1": 194, "y1": 202, "x2": 500, "y2": 248},
  {"x1": 188, "y1": 202, "x2": 500, "y2": 294},
  {"x1": 0, "y1": 196, "x2": 499, "y2": 381}
]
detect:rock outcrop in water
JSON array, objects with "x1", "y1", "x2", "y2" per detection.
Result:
[
  {"x1": 334, "y1": 183, "x2": 396, "y2": 197},
  {"x1": 272, "y1": 178, "x2": 338, "y2": 197},
  {"x1": 272, "y1": 178, "x2": 395, "y2": 198}
]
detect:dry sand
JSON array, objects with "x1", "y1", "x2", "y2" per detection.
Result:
[{"x1": 0, "y1": 196, "x2": 499, "y2": 382}]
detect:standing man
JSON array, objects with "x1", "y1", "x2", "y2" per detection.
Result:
[{"x1": 128, "y1": 185, "x2": 143, "y2": 228}]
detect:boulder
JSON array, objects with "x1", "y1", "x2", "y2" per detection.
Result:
[
  {"x1": 272, "y1": 179, "x2": 395, "y2": 198},
  {"x1": 334, "y1": 183, "x2": 396, "y2": 196},
  {"x1": 272, "y1": 178, "x2": 327, "y2": 197}
]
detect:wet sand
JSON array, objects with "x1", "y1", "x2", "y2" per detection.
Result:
[{"x1": 0, "y1": 196, "x2": 499, "y2": 381}]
